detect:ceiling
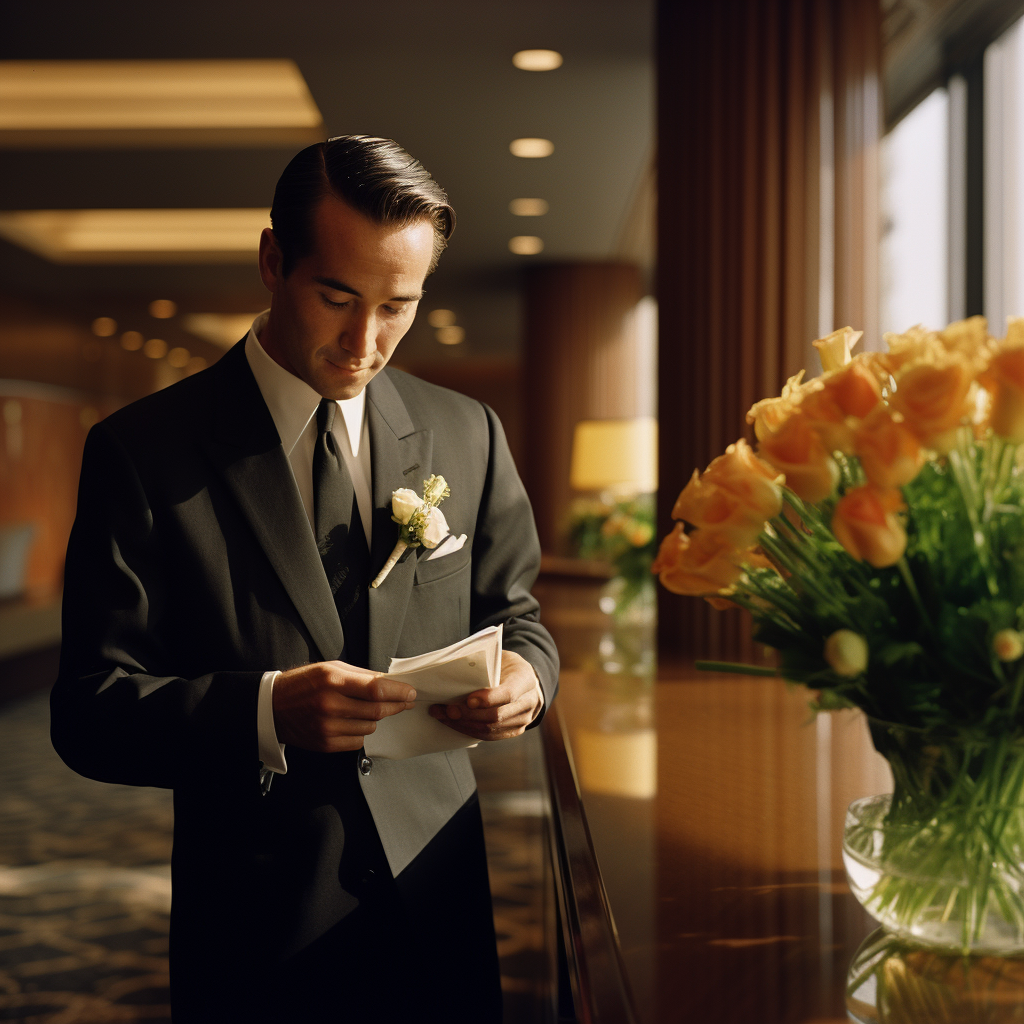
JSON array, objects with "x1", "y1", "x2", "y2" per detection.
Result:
[{"x1": 0, "y1": 0, "x2": 654, "y2": 362}]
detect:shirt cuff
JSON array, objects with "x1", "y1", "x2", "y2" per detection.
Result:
[{"x1": 258, "y1": 670, "x2": 288, "y2": 774}]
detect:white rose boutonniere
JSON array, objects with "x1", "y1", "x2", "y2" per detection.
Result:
[{"x1": 370, "y1": 474, "x2": 452, "y2": 588}]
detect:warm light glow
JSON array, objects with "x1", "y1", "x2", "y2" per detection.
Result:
[
  {"x1": 509, "y1": 137, "x2": 554, "y2": 158},
  {"x1": 81, "y1": 340, "x2": 103, "y2": 362},
  {"x1": 512, "y1": 50, "x2": 563, "y2": 72},
  {"x1": 91, "y1": 316, "x2": 116, "y2": 336},
  {"x1": 509, "y1": 198, "x2": 549, "y2": 217},
  {"x1": 509, "y1": 235, "x2": 544, "y2": 255},
  {"x1": 574, "y1": 729, "x2": 657, "y2": 798},
  {"x1": 167, "y1": 346, "x2": 191, "y2": 368},
  {"x1": 182, "y1": 312, "x2": 262, "y2": 348},
  {"x1": 79, "y1": 407, "x2": 99, "y2": 430},
  {"x1": 0, "y1": 209, "x2": 270, "y2": 263},
  {"x1": 149, "y1": 298, "x2": 177, "y2": 319},
  {"x1": 185, "y1": 356, "x2": 208, "y2": 375},
  {"x1": 144, "y1": 338, "x2": 168, "y2": 359},
  {"x1": 436, "y1": 326, "x2": 465, "y2": 346},
  {"x1": 570, "y1": 418, "x2": 659, "y2": 494},
  {"x1": 0, "y1": 60, "x2": 323, "y2": 147},
  {"x1": 120, "y1": 331, "x2": 143, "y2": 351},
  {"x1": 427, "y1": 309, "x2": 457, "y2": 328}
]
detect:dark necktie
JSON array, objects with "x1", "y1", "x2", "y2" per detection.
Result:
[{"x1": 313, "y1": 398, "x2": 370, "y2": 667}]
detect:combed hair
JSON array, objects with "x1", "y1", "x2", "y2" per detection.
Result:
[{"x1": 270, "y1": 135, "x2": 455, "y2": 276}]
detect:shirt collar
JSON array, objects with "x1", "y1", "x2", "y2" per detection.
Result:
[{"x1": 244, "y1": 310, "x2": 366, "y2": 457}]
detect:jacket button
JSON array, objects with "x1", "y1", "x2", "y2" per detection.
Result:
[{"x1": 359, "y1": 755, "x2": 373, "y2": 776}]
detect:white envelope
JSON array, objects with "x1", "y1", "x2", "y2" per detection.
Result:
[{"x1": 426, "y1": 533, "x2": 467, "y2": 560}]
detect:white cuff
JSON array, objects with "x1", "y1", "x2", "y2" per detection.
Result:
[{"x1": 258, "y1": 670, "x2": 288, "y2": 774}]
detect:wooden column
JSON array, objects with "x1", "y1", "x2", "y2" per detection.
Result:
[
  {"x1": 522, "y1": 262, "x2": 645, "y2": 553},
  {"x1": 656, "y1": 0, "x2": 882, "y2": 661}
]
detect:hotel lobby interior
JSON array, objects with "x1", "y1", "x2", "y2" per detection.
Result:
[{"x1": 5, "y1": 1, "x2": 1024, "y2": 1021}]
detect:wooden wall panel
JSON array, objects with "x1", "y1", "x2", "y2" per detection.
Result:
[
  {"x1": 657, "y1": 0, "x2": 882, "y2": 660},
  {"x1": 522, "y1": 262, "x2": 645, "y2": 553}
]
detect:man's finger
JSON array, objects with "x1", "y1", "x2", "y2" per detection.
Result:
[
  {"x1": 334, "y1": 674, "x2": 417, "y2": 704},
  {"x1": 336, "y1": 697, "x2": 417, "y2": 721}
]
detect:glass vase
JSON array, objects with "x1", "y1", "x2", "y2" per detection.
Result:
[{"x1": 842, "y1": 724, "x2": 1024, "y2": 954}]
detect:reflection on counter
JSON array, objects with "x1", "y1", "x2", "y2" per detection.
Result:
[{"x1": 847, "y1": 927, "x2": 1024, "y2": 1023}]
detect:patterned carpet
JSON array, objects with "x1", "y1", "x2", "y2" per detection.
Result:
[{"x1": 0, "y1": 689, "x2": 550, "y2": 1023}]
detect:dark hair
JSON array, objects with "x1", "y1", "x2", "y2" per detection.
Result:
[{"x1": 270, "y1": 135, "x2": 456, "y2": 276}]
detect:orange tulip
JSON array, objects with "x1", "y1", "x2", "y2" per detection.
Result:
[
  {"x1": 757, "y1": 412, "x2": 838, "y2": 503},
  {"x1": 854, "y1": 407, "x2": 924, "y2": 489},
  {"x1": 653, "y1": 524, "x2": 746, "y2": 596},
  {"x1": 830, "y1": 486, "x2": 906, "y2": 567},
  {"x1": 800, "y1": 361, "x2": 883, "y2": 453},
  {"x1": 813, "y1": 326, "x2": 862, "y2": 372},
  {"x1": 889, "y1": 361, "x2": 974, "y2": 451},
  {"x1": 672, "y1": 439, "x2": 783, "y2": 545},
  {"x1": 980, "y1": 346, "x2": 1024, "y2": 443}
]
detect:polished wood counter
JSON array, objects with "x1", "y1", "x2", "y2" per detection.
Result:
[{"x1": 546, "y1": 664, "x2": 894, "y2": 1023}]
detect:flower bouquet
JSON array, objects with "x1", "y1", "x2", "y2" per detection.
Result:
[
  {"x1": 654, "y1": 317, "x2": 1024, "y2": 952},
  {"x1": 569, "y1": 494, "x2": 657, "y2": 618}
]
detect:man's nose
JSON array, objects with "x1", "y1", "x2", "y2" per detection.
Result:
[{"x1": 341, "y1": 310, "x2": 376, "y2": 361}]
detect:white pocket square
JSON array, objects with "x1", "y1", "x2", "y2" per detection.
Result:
[{"x1": 426, "y1": 533, "x2": 467, "y2": 560}]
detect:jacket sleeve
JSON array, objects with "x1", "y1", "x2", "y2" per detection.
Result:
[
  {"x1": 50, "y1": 422, "x2": 261, "y2": 790},
  {"x1": 469, "y1": 403, "x2": 559, "y2": 725}
]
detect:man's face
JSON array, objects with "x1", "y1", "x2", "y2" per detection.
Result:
[{"x1": 257, "y1": 195, "x2": 435, "y2": 399}]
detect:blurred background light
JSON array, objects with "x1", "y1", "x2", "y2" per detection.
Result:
[
  {"x1": 512, "y1": 50, "x2": 563, "y2": 72},
  {"x1": 181, "y1": 313, "x2": 262, "y2": 348},
  {"x1": 509, "y1": 198, "x2": 549, "y2": 216},
  {"x1": 90, "y1": 316, "x2": 116, "y2": 336},
  {"x1": 427, "y1": 309, "x2": 457, "y2": 328},
  {"x1": 436, "y1": 326, "x2": 466, "y2": 345},
  {"x1": 120, "y1": 331, "x2": 144, "y2": 351},
  {"x1": 509, "y1": 235, "x2": 544, "y2": 255},
  {"x1": 148, "y1": 299, "x2": 177, "y2": 319},
  {"x1": 143, "y1": 338, "x2": 167, "y2": 359},
  {"x1": 509, "y1": 138, "x2": 553, "y2": 158}
]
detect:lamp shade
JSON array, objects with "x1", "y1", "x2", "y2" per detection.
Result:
[{"x1": 570, "y1": 417, "x2": 658, "y2": 493}]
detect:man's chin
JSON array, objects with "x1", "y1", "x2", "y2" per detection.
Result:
[{"x1": 317, "y1": 365, "x2": 378, "y2": 400}]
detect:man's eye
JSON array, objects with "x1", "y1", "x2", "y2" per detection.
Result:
[{"x1": 320, "y1": 294, "x2": 350, "y2": 309}]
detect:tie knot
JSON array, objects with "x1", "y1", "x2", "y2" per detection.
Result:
[{"x1": 316, "y1": 398, "x2": 337, "y2": 436}]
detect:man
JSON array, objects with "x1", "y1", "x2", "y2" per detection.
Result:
[{"x1": 50, "y1": 136, "x2": 558, "y2": 1023}]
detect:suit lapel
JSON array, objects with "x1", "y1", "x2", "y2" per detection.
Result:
[
  {"x1": 366, "y1": 371, "x2": 432, "y2": 672},
  {"x1": 202, "y1": 343, "x2": 344, "y2": 663}
]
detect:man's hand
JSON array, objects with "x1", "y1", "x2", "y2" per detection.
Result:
[
  {"x1": 428, "y1": 650, "x2": 542, "y2": 742},
  {"x1": 272, "y1": 661, "x2": 416, "y2": 753}
]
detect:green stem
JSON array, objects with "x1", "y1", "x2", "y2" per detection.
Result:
[
  {"x1": 948, "y1": 444, "x2": 1000, "y2": 597},
  {"x1": 694, "y1": 660, "x2": 778, "y2": 677},
  {"x1": 896, "y1": 557, "x2": 934, "y2": 633}
]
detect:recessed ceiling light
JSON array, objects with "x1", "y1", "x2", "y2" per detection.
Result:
[
  {"x1": 182, "y1": 313, "x2": 262, "y2": 349},
  {"x1": 168, "y1": 346, "x2": 191, "y2": 368},
  {"x1": 0, "y1": 209, "x2": 270, "y2": 263},
  {"x1": 436, "y1": 326, "x2": 466, "y2": 346},
  {"x1": 427, "y1": 309, "x2": 457, "y2": 328},
  {"x1": 0, "y1": 60, "x2": 323, "y2": 148},
  {"x1": 91, "y1": 316, "x2": 117, "y2": 336},
  {"x1": 512, "y1": 50, "x2": 563, "y2": 72},
  {"x1": 120, "y1": 331, "x2": 144, "y2": 351},
  {"x1": 144, "y1": 338, "x2": 168, "y2": 360},
  {"x1": 149, "y1": 299, "x2": 177, "y2": 318},
  {"x1": 509, "y1": 198, "x2": 549, "y2": 217},
  {"x1": 509, "y1": 138, "x2": 553, "y2": 158},
  {"x1": 509, "y1": 236, "x2": 544, "y2": 255}
]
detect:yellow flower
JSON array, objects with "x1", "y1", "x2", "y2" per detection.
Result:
[
  {"x1": 813, "y1": 326, "x2": 862, "y2": 372},
  {"x1": 800, "y1": 360, "x2": 883, "y2": 454},
  {"x1": 746, "y1": 371, "x2": 806, "y2": 441},
  {"x1": 672, "y1": 439, "x2": 783, "y2": 546},
  {"x1": 757, "y1": 412, "x2": 839, "y2": 503},
  {"x1": 652, "y1": 525, "x2": 747, "y2": 596},
  {"x1": 979, "y1": 341, "x2": 1024, "y2": 443},
  {"x1": 994, "y1": 628, "x2": 1024, "y2": 663},
  {"x1": 889, "y1": 360, "x2": 976, "y2": 452},
  {"x1": 853, "y1": 406, "x2": 924, "y2": 489},
  {"x1": 830, "y1": 485, "x2": 906, "y2": 567}
]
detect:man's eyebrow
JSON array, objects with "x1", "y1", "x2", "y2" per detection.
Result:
[
  {"x1": 314, "y1": 276, "x2": 360, "y2": 296},
  {"x1": 313, "y1": 276, "x2": 424, "y2": 303}
]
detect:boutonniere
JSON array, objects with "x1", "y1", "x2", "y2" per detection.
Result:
[{"x1": 370, "y1": 474, "x2": 451, "y2": 588}]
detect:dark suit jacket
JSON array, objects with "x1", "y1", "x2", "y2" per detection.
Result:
[{"x1": 50, "y1": 341, "x2": 558, "y2": 1016}]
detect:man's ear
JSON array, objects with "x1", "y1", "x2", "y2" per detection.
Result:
[{"x1": 258, "y1": 228, "x2": 284, "y2": 292}]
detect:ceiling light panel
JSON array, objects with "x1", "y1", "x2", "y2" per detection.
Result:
[
  {"x1": 0, "y1": 208, "x2": 270, "y2": 263},
  {"x1": 512, "y1": 50, "x2": 563, "y2": 71},
  {"x1": 0, "y1": 60, "x2": 324, "y2": 147},
  {"x1": 510, "y1": 198, "x2": 549, "y2": 216},
  {"x1": 509, "y1": 137, "x2": 554, "y2": 158}
]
